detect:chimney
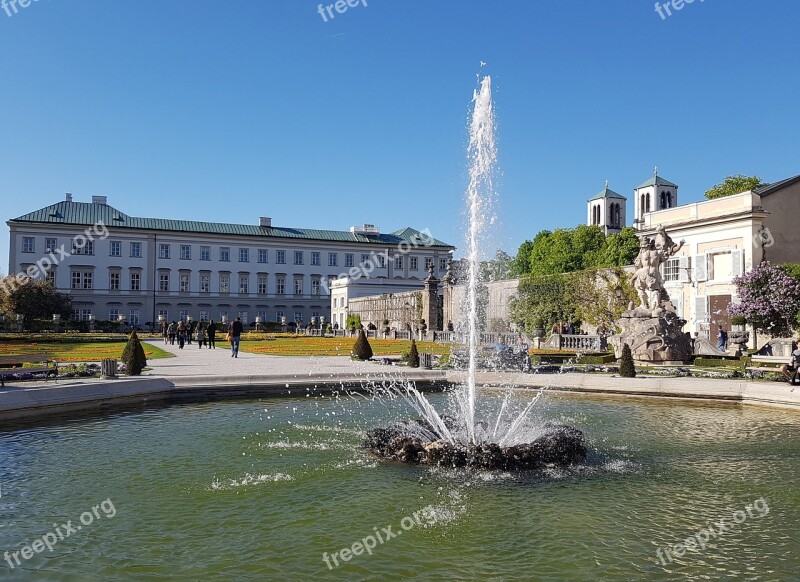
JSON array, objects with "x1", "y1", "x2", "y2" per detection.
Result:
[
  {"x1": 92, "y1": 195, "x2": 108, "y2": 205},
  {"x1": 65, "y1": 193, "x2": 73, "y2": 202},
  {"x1": 259, "y1": 217, "x2": 272, "y2": 227}
]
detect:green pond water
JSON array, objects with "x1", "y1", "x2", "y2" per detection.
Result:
[{"x1": 1, "y1": 389, "x2": 799, "y2": 581}]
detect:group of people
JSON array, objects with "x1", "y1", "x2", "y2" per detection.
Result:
[
  {"x1": 161, "y1": 319, "x2": 218, "y2": 350},
  {"x1": 159, "y1": 317, "x2": 244, "y2": 357}
]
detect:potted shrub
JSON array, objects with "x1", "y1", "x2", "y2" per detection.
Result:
[{"x1": 352, "y1": 329, "x2": 373, "y2": 361}]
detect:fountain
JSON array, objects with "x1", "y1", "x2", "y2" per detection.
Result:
[{"x1": 365, "y1": 75, "x2": 587, "y2": 470}]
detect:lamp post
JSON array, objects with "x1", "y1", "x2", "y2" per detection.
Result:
[{"x1": 255, "y1": 316, "x2": 262, "y2": 332}]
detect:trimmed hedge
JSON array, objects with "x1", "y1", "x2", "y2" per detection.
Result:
[{"x1": 694, "y1": 357, "x2": 750, "y2": 369}]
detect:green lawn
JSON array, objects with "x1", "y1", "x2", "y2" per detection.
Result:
[{"x1": 0, "y1": 341, "x2": 174, "y2": 363}]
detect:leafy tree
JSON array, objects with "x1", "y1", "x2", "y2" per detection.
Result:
[
  {"x1": 527, "y1": 225, "x2": 612, "y2": 277},
  {"x1": 480, "y1": 249, "x2": 513, "y2": 282},
  {"x1": 564, "y1": 267, "x2": 636, "y2": 330},
  {"x1": 510, "y1": 239, "x2": 534, "y2": 277},
  {"x1": 705, "y1": 175, "x2": 767, "y2": 199},
  {"x1": 352, "y1": 329, "x2": 373, "y2": 360},
  {"x1": 596, "y1": 227, "x2": 640, "y2": 268},
  {"x1": 619, "y1": 344, "x2": 636, "y2": 378},
  {"x1": 0, "y1": 277, "x2": 72, "y2": 325},
  {"x1": 729, "y1": 261, "x2": 800, "y2": 338},
  {"x1": 121, "y1": 331, "x2": 147, "y2": 376},
  {"x1": 408, "y1": 339, "x2": 420, "y2": 368},
  {"x1": 345, "y1": 314, "x2": 361, "y2": 331},
  {"x1": 509, "y1": 273, "x2": 570, "y2": 332},
  {"x1": 779, "y1": 263, "x2": 800, "y2": 286}
]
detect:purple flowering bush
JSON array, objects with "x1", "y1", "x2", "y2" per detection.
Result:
[{"x1": 729, "y1": 261, "x2": 800, "y2": 338}]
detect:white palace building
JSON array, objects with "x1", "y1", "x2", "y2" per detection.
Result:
[{"x1": 6, "y1": 194, "x2": 455, "y2": 327}]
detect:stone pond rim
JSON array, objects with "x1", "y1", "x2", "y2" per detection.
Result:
[{"x1": 364, "y1": 422, "x2": 588, "y2": 471}]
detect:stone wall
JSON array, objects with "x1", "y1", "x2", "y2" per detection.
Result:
[
  {"x1": 444, "y1": 278, "x2": 521, "y2": 332},
  {"x1": 347, "y1": 291, "x2": 422, "y2": 329}
]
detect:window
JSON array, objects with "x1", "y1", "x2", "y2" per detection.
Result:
[
  {"x1": 257, "y1": 275, "x2": 268, "y2": 295},
  {"x1": 200, "y1": 246, "x2": 210, "y2": 261},
  {"x1": 257, "y1": 310, "x2": 268, "y2": 322},
  {"x1": 294, "y1": 277, "x2": 303, "y2": 295},
  {"x1": 439, "y1": 258, "x2": 448, "y2": 272},
  {"x1": 394, "y1": 255, "x2": 403, "y2": 269},
  {"x1": 276, "y1": 276, "x2": 285, "y2": 295},
  {"x1": 219, "y1": 274, "x2": 230, "y2": 293},
  {"x1": 159, "y1": 273, "x2": 170, "y2": 292},
  {"x1": 158, "y1": 309, "x2": 169, "y2": 321},
  {"x1": 22, "y1": 237, "x2": 35, "y2": 253},
  {"x1": 276, "y1": 250, "x2": 286, "y2": 264},
  {"x1": 110, "y1": 272, "x2": 120, "y2": 290},
  {"x1": 129, "y1": 310, "x2": 140, "y2": 326},
  {"x1": 258, "y1": 249, "x2": 268, "y2": 263},
  {"x1": 312, "y1": 280, "x2": 320, "y2": 295},
  {"x1": 410, "y1": 257, "x2": 418, "y2": 271},
  {"x1": 663, "y1": 258, "x2": 680, "y2": 282},
  {"x1": 710, "y1": 252, "x2": 734, "y2": 282},
  {"x1": 220, "y1": 247, "x2": 230, "y2": 262},
  {"x1": 238, "y1": 311, "x2": 248, "y2": 324},
  {"x1": 425, "y1": 257, "x2": 434, "y2": 271},
  {"x1": 73, "y1": 240, "x2": 94, "y2": 255},
  {"x1": 200, "y1": 274, "x2": 210, "y2": 293},
  {"x1": 294, "y1": 312, "x2": 303, "y2": 323},
  {"x1": 159, "y1": 244, "x2": 170, "y2": 259},
  {"x1": 130, "y1": 272, "x2": 141, "y2": 291},
  {"x1": 179, "y1": 309, "x2": 189, "y2": 321},
  {"x1": 276, "y1": 311, "x2": 285, "y2": 323},
  {"x1": 361, "y1": 254, "x2": 370, "y2": 266},
  {"x1": 294, "y1": 251, "x2": 304, "y2": 265},
  {"x1": 180, "y1": 245, "x2": 191, "y2": 260},
  {"x1": 199, "y1": 310, "x2": 209, "y2": 322},
  {"x1": 239, "y1": 275, "x2": 249, "y2": 294},
  {"x1": 377, "y1": 254, "x2": 385, "y2": 268},
  {"x1": 109, "y1": 308, "x2": 120, "y2": 321},
  {"x1": 328, "y1": 253, "x2": 338, "y2": 267},
  {"x1": 130, "y1": 242, "x2": 142, "y2": 258},
  {"x1": 71, "y1": 271, "x2": 93, "y2": 289},
  {"x1": 345, "y1": 253, "x2": 354, "y2": 268},
  {"x1": 45, "y1": 238, "x2": 57, "y2": 253},
  {"x1": 110, "y1": 241, "x2": 121, "y2": 257},
  {"x1": 239, "y1": 248, "x2": 249, "y2": 263},
  {"x1": 180, "y1": 274, "x2": 190, "y2": 292},
  {"x1": 311, "y1": 252, "x2": 320, "y2": 266},
  {"x1": 45, "y1": 270, "x2": 55, "y2": 285}
]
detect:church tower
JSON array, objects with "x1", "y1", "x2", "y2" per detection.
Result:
[
  {"x1": 633, "y1": 167, "x2": 678, "y2": 229},
  {"x1": 587, "y1": 181, "x2": 627, "y2": 235}
]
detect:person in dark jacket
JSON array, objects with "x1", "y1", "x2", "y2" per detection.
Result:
[
  {"x1": 207, "y1": 320, "x2": 217, "y2": 349},
  {"x1": 229, "y1": 317, "x2": 244, "y2": 358}
]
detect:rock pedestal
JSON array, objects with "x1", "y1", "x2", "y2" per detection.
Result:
[{"x1": 612, "y1": 307, "x2": 691, "y2": 363}]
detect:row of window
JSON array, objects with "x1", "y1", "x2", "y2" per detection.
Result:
[
  {"x1": 22, "y1": 236, "x2": 448, "y2": 271},
  {"x1": 69, "y1": 270, "x2": 326, "y2": 295}
]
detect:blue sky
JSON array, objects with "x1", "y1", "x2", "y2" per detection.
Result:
[{"x1": 2, "y1": 0, "x2": 799, "y2": 268}]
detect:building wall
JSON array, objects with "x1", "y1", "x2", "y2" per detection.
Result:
[
  {"x1": 760, "y1": 180, "x2": 800, "y2": 264},
  {"x1": 330, "y1": 277, "x2": 427, "y2": 329}
]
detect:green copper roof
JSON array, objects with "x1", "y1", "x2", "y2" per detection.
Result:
[
  {"x1": 588, "y1": 185, "x2": 626, "y2": 202},
  {"x1": 9, "y1": 201, "x2": 455, "y2": 249},
  {"x1": 636, "y1": 174, "x2": 679, "y2": 189}
]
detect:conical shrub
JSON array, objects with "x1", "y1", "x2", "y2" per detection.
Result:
[
  {"x1": 619, "y1": 343, "x2": 636, "y2": 378},
  {"x1": 408, "y1": 339, "x2": 420, "y2": 368},
  {"x1": 352, "y1": 329, "x2": 373, "y2": 361},
  {"x1": 121, "y1": 331, "x2": 148, "y2": 376}
]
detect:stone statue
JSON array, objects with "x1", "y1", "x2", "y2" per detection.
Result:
[{"x1": 629, "y1": 226, "x2": 685, "y2": 311}]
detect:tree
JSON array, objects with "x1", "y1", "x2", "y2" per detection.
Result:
[
  {"x1": 0, "y1": 276, "x2": 72, "y2": 325},
  {"x1": 564, "y1": 267, "x2": 636, "y2": 330},
  {"x1": 509, "y1": 273, "x2": 570, "y2": 332},
  {"x1": 408, "y1": 339, "x2": 420, "y2": 368},
  {"x1": 705, "y1": 175, "x2": 767, "y2": 199},
  {"x1": 729, "y1": 261, "x2": 800, "y2": 339},
  {"x1": 596, "y1": 227, "x2": 640, "y2": 268},
  {"x1": 526, "y1": 225, "x2": 616, "y2": 277},
  {"x1": 345, "y1": 314, "x2": 361, "y2": 331},
  {"x1": 121, "y1": 331, "x2": 148, "y2": 376},
  {"x1": 619, "y1": 343, "x2": 636, "y2": 378},
  {"x1": 352, "y1": 329, "x2": 373, "y2": 360},
  {"x1": 480, "y1": 249, "x2": 513, "y2": 282},
  {"x1": 510, "y1": 239, "x2": 534, "y2": 277}
]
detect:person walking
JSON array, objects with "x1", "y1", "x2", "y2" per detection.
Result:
[
  {"x1": 717, "y1": 325, "x2": 728, "y2": 351},
  {"x1": 196, "y1": 321, "x2": 207, "y2": 349},
  {"x1": 167, "y1": 321, "x2": 177, "y2": 345},
  {"x1": 781, "y1": 341, "x2": 800, "y2": 384},
  {"x1": 177, "y1": 320, "x2": 187, "y2": 349},
  {"x1": 229, "y1": 316, "x2": 243, "y2": 358},
  {"x1": 187, "y1": 320, "x2": 195, "y2": 345},
  {"x1": 161, "y1": 320, "x2": 169, "y2": 344},
  {"x1": 207, "y1": 320, "x2": 217, "y2": 349}
]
